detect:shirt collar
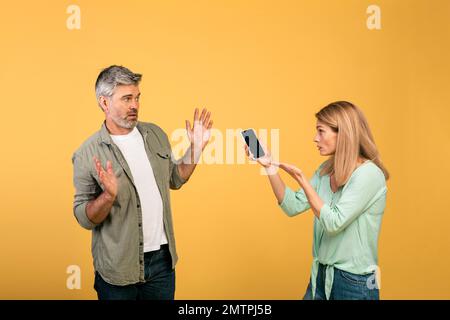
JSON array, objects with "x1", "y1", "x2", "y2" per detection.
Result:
[{"x1": 99, "y1": 121, "x2": 147, "y2": 145}]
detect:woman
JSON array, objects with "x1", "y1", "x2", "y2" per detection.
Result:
[{"x1": 246, "y1": 101, "x2": 389, "y2": 300}]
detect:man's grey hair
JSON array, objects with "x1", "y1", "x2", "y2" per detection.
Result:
[{"x1": 95, "y1": 65, "x2": 142, "y2": 107}]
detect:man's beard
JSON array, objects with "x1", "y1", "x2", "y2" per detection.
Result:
[{"x1": 111, "y1": 112, "x2": 138, "y2": 129}]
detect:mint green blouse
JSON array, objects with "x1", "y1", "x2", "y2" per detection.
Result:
[{"x1": 279, "y1": 160, "x2": 387, "y2": 300}]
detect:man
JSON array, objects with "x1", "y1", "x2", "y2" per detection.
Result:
[{"x1": 72, "y1": 65, "x2": 213, "y2": 300}]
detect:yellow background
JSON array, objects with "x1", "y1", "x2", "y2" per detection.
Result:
[{"x1": 0, "y1": 0, "x2": 449, "y2": 299}]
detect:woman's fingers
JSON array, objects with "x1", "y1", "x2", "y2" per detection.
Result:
[
  {"x1": 244, "y1": 145, "x2": 255, "y2": 160},
  {"x1": 279, "y1": 162, "x2": 293, "y2": 170},
  {"x1": 279, "y1": 162, "x2": 301, "y2": 174},
  {"x1": 278, "y1": 162, "x2": 288, "y2": 171}
]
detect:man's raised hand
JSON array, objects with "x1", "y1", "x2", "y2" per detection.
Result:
[{"x1": 93, "y1": 156, "x2": 118, "y2": 201}]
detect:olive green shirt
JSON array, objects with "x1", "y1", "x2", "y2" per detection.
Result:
[
  {"x1": 279, "y1": 160, "x2": 387, "y2": 299},
  {"x1": 72, "y1": 121, "x2": 188, "y2": 286}
]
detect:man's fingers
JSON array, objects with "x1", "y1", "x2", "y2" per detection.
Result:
[
  {"x1": 106, "y1": 160, "x2": 113, "y2": 174},
  {"x1": 95, "y1": 165, "x2": 101, "y2": 176},
  {"x1": 93, "y1": 156, "x2": 99, "y2": 168},
  {"x1": 98, "y1": 161, "x2": 106, "y2": 174},
  {"x1": 93, "y1": 156, "x2": 114, "y2": 178},
  {"x1": 95, "y1": 158, "x2": 104, "y2": 171},
  {"x1": 193, "y1": 108, "x2": 199, "y2": 121},
  {"x1": 98, "y1": 168, "x2": 104, "y2": 183},
  {"x1": 204, "y1": 111, "x2": 211, "y2": 126},
  {"x1": 185, "y1": 120, "x2": 191, "y2": 132},
  {"x1": 207, "y1": 120, "x2": 213, "y2": 130},
  {"x1": 199, "y1": 108, "x2": 207, "y2": 122},
  {"x1": 93, "y1": 156, "x2": 102, "y2": 174}
]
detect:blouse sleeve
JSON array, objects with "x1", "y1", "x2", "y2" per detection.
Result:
[{"x1": 279, "y1": 166, "x2": 322, "y2": 217}]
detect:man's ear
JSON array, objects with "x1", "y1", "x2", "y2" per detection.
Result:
[{"x1": 99, "y1": 96, "x2": 109, "y2": 113}]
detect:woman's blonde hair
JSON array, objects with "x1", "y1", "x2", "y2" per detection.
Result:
[{"x1": 315, "y1": 101, "x2": 389, "y2": 187}]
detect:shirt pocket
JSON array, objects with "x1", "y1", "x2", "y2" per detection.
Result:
[
  {"x1": 155, "y1": 147, "x2": 171, "y2": 181},
  {"x1": 156, "y1": 148, "x2": 171, "y2": 160}
]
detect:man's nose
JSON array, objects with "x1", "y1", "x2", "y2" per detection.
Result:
[{"x1": 129, "y1": 103, "x2": 139, "y2": 112}]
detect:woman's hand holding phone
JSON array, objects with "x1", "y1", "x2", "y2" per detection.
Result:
[{"x1": 244, "y1": 144, "x2": 272, "y2": 167}]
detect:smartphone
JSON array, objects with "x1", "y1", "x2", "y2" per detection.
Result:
[{"x1": 241, "y1": 128, "x2": 265, "y2": 159}]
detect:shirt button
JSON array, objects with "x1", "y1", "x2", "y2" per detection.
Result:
[
  {"x1": 137, "y1": 204, "x2": 141, "y2": 208},
  {"x1": 140, "y1": 260, "x2": 143, "y2": 264},
  {"x1": 140, "y1": 242, "x2": 143, "y2": 246},
  {"x1": 138, "y1": 223, "x2": 142, "y2": 227}
]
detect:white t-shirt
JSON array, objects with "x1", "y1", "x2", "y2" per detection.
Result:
[{"x1": 110, "y1": 127, "x2": 168, "y2": 252}]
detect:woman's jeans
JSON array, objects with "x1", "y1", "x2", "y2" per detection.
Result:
[
  {"x1": 303, "y1": 263, "x2": 380, "y2": 300},
  {"x1": 94, "y1": 244, "x2": 175, "y2": 300}
]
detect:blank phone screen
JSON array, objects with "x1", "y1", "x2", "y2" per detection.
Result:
[{"x1": 242, "y1": 129, "x2": 265, "y2": 159}]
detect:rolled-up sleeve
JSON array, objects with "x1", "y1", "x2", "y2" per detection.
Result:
[
  {"x1": 72, "y1": 152, "x2": 100, "y2": 230},
  {"x1": 319, "y1": 166, "x2": 386, "y2": 236},
  {"x1": 157, "y1": 126, "x2": 188, "y2": 190},
  {"x1": 279, "y1": 168, "x2": 321, "y2": 217},
  {"x1": 279, "y1": 186, "x2": 311, "y2": 217},
  {"x1": 169, "y1": 156, "x2": 188, "y2": 190}
]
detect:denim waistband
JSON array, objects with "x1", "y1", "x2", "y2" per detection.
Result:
[{"x1": 144, "y1": 244, "x2": 169, "y2": 257}]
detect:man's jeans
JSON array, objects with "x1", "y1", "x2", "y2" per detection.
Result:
[
  {"x1": 94, "y1": 244, "x2": 175, "y2": 300},
  {"x1": 303, "y1": 263, "x2": 380, "y2": 300}
]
